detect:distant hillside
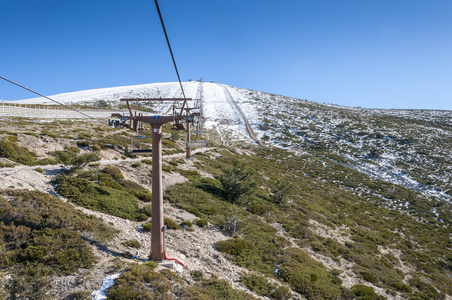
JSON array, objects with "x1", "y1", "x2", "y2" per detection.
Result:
[{"x1": 1, "y1": 81, "x2": 451, "y2": 299}]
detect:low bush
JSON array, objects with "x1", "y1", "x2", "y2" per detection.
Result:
[
  {"x1": 351, "y1": 284, "x2": 384, "y2": 299},
  {"x1": 181, "y1": 220, "x2": 193, "y2": 228},
  {"x1": 164, "y1": 218, "x2": 180, "y2": 230},
  {"x1": 0, "y1": 137, "x2": 36, "y2": 165},
  {"x1": 270, "y1": 286, "x2": 292, "y2": 300},
  {"x1": 35, "y1": 158, "x2": 58, "y2": 166},
  {"x1": 53, "y1": 176, "x2": 142, "y2": 220},
  {"x1": 119, "y1": 180, "x2": 152, "y2": 202},
  {"x1": 54, "y1": 145, "x2": 100, "y2": 172},
  {"x1": 102, "y1": 165, "x2": 124, "y2": 180},
  {"x1": 0, "y1": 189, "x2": 116, "y2": 298},
  {"x1": 408, "y1": 276, "x2": 440, "y2": 299},
  {"x1": 216, "y1": 238, "x2": 254, "y2": 256},
  {"x1": 136, "y1": 213, "x2": 149, "y2": 222},
  {"x1": 278, "y1": 248, "x2": 341, "y2": 300},
  {"x1": 193, "y1": 219, "x2": 208, "y2": 228},
  {"x1": 107, "y1": 264, "x2": 166, "y2": 299},
  {"x1": 142, "y1": 222, "x2": 152, "y2": 232},
  {"x1": 107, "y1": 263, "x2": 185, "y2": 299},
  {"x1": 191, "y1": 270, "x2": 204, "y2": 281},
  {"x1": 141, "y1": 205, "x2": 152, "y2": 217},
  {"x1": 241, "y1": 273, "x2": 273, "y2": 296}
]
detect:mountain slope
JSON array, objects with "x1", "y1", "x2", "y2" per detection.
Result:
[
  {"x1": 1, "y1": 82, "x2": 451, "y2": 299},
  {"x1": 15, "y1": 81, "x2": 451, "y2": 203}
]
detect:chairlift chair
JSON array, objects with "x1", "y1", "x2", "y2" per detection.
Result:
[
  {"x1": 130, "y1": 135, "x2": 152, "y2": 154},
  {"x1": 186, "y1": 127, "x2": 208, "y2": 148}
]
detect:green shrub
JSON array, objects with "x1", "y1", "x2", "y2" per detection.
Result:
[
  {"x1": 168, "y1": 160, "x2": 178, "y2": 166},
  {"x1": 99, "y1": 178, "x2": 123, "y2": 190},
  {"x1": 144, "y1": 260, "x2": 158, "y2": 270},
  {"x1": 162, "y1": 165, "x2": 172, "y2": 173},
  {"x1": 34, "y1": 167, "x2": 44, "y2": 173},
  {"x1": 141, "y1": 205, "x2": 152, "y2": 217},
  {"x1": 361, "y1": 271, "x2": 377, "y2": 284},
  {"x1": 35, "y1": 158, "x2": 58, "y2": 166},
  {"x1": 0, "y1": 162, "x2": 14, "y2": 168},
  {"x1": 241, "y1": 273, "x2": 273, "y2": 296},
  {"x1": 142, "y1": 222, "x2": 152, "y2": 232},
  {"x1": 181, "y1": 220, "x2": 193, "y2": 228},
  {"x1": 136, "y1": 213, "x2": 149, "y2": 222},
  {"x1": 0, "y1": 189, "x2": 117, "y2": 245},
  {"x1": 122, "y1": 239, "x2": 142, "y2": 249},
  {"x1": 193, "y1": 219, "x2": 208, "y2": 228},
  {"x1": 119, "y1": 180, "x2": 152, "y2": 202},
  {"x1": 102, "y1": 165, "x2": 124, "y2": 181},
  {"x1": 408, "y1": 277, "x2": 439, "y2": 299},
  {"x1": 107, "y1": 263, "x2": 183, "y2": 299},
  {"x1": 219, "y1": 160, "x2": 257, "y2": 203},
  {"x1": 278, "y1": 248, "x2": 341, "y2": 300},
  {"x1": 216, "y1": 238, "x2": 254, "y2": 256},
  {"x1": 5, "y1": 274, "x2": 50, "y2": 300},
  {"x1": 179, "y1": 169, "x2": 201, "y2": 181},
  {"x1": 351, "y1": 284, "x2": 384, "y2": 299},
  {"x1": 164, "y1": 218, "x2": 180, "y2": 230},
  {"x1": 390, "y1": 281, "x2": 412, "y2": 293},
  {"x1": 191, "y1": 270, "x2": 204, "y2": 281},
  {"x1": 53, "y1": 176, "x2": 142, "y2": 220},
  {"x1": 270, "y1": 286, "x2": 291, "y2": 300},
  {"x1": 141, "y1": 159, "x2": 152, "y2": 165},
  {"x1": 132, "y1": 191, "x2": 152, "y2": 202},
  {"x1": 54, "y1": 145, "x2": 100, "y2": 171},
  {"x1": 131, "y1": 162, "x2": 141, "y2": 168},
  {"x1": 0, "y1": 137, "x2": 36, "y2": 165},
  {"x1": 162, "y1": 138, "x2": 176, "y2": 148}
]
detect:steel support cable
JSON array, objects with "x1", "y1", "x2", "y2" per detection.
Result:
[
  {"x1": 0, "y1": 75, "x2": 106, "y2": 124},
  {"x1": 153, "y1": 0, "x2": 186, "y2": 99}
]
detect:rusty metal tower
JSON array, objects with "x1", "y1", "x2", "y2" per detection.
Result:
[{"x1": 110, "y1": 96, "x2": 203, "y2": 261}]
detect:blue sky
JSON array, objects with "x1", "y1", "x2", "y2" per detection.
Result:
[{"x1": 1, "y1": 0, "x2": 451, "y2": 110}]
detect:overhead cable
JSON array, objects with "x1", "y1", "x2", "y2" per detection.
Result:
[{"x1": 154, "y1": 0, "x2": 187, "y2": 99}]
